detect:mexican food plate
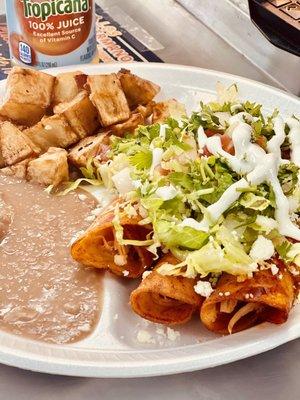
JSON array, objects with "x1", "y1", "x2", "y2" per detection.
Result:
[{"x1": 0, "y1": 63, "x2": 299, "y2": 377}]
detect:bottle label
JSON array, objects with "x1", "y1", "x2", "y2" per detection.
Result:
[
  {"x1": 18, "y1": 41, "x2": 33, "y2": 64},
  {"x1": 6, "y1": 0, "x2": 96, "y2": 68},
  {"x1": 23, "y1": 0, "x2": 89, "y2": 22}
]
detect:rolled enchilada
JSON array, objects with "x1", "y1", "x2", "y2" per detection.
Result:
[
  {"x1": 68, "y1": 83, "x2": 300, "y2": 336},
  {"x1": 71, "y1": 205, "x2": 154, "y2": 278},
  {"x1": 130, "y1": 254, "x2": 203, "y2": 324},
  {"x1": 200, "y1": 260, "x2": 295, "y2": 334}
]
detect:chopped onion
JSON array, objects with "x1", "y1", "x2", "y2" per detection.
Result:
[
  {"x1": 114, "y1": 254, "x2": 127, "y2": 266},
  {"x1": 227, "y1": 303, "x2": 261, "y2": 334},
  {"x1": 155, "y1": 185, "x2": 178, "y2": 201},
  {"x1": 150, "y1": 148, "x2": 164, "y2": 176},
  {"x1": 112, "y1": 168, "x2": 135, "y2": 194}
]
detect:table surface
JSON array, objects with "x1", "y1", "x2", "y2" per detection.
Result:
[{"x1": 0, "y1": 1, "x2": 298, "y2": 399}]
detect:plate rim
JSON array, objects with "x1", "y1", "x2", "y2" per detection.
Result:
[
  {"x1": 0, "y1": 62, "x2": 299, "y2": 378},
  {"x1": 0, "y1": 322, "x2": 299, "y2": 378}
]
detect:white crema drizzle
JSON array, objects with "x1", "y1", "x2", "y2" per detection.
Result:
[{"x1": 195, "y1": 113, "x2": 300, "y2": 240}]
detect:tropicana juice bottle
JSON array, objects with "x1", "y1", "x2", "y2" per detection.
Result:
[{"x1": 6, "y1": 0, "x2": 97, "y2": 69}]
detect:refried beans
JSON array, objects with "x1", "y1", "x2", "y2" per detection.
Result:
[{"x1": 0, "y1": 175, "x2": 102, "y2": 344}]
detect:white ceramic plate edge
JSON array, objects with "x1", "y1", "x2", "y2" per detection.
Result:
[
  {"x1": 0, "y1": 62, "x2": 299, "y2": 378},
  {"x1": 0, "y1": 318, "x2": 299, "y2": 377}
]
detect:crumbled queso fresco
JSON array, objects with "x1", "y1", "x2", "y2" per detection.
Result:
[
  {"x1": 270, "y1": 264, "x2": 279, "y2": 275},
  {"x1": 136, "y1": 326, "x2": 181, "y2": 344},
  {"x1": 136, "y1": 329, "x2": 155, "y2": 344},
  {"x1": 194, "y1": 281, "x2": 214, "y2": 297},
  {"x1": 249, "y1": 235, "x2": 275, "y2": 261}
]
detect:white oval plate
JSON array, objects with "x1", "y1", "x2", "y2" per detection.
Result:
[{"x1": 0, "y1": 63, "x2": 299, "y2": 378}]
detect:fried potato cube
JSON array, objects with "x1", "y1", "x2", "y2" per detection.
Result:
[
  {"x1": 24, "y1": 114, "x2": 78, "y2": 153},
  {"x1": 152, "y1": 99, "x2": 187, "y2": 123},
  {"x1": 0, "y1": 157, "x2": 34, "y2": 179},
  {"x1": 103, "y1": 111, "x2": 144, "y2": 137},
  {"x1": 0, "y1": 67, "x2": 55, "y2": 126},
  {"x1": 0, "y1": 121, "x2": 37, "y2": 167},
  {"x1": 68, "y1": 134, "x2": 110, "y2": 168},
  {"x1": 52, "y1": 71, "x2": 87, "y2": 106},
  {"x1": 87, "y1": 73, "x2": 130, "y2": 127},
  {"x1": 27, "y1": 147, "x2": 69, "y2": 187},
  {"x1": 134, "y1": 101, "x2": 155, "y2": 119},
  {"x1": 118, "y1": 69, "x2": 160, "y2": 109},
  {"x1": 54, "y1": 91, "x2": 99, "y2": 139}
]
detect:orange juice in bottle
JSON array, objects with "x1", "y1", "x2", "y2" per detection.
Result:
[{"x1": 6, "y1": 0, "x2": 97, "y2": 69}]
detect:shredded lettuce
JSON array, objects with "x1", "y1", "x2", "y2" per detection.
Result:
[
  {"x1": 287, "y1": 243, "x2": 300, "y2": 267},
  {"x1": 58, "y1": 86, "x2": 300, "y2": 280},
  {"x1": 112, "y1": 205, "x2": 154, "y2": 247},
  {"x1": 278, "y1": 163, "x2": 299, "y2": 195},
  {"x1": 158, "y1": 226, "x2": 257, "y2": 278},
  {"x1": 58, "y1": 178, "x2": 102, "y2": 196},
  {"x1": 168, "y1": 172, "x2": 194, "y2": 191},
  {"x1": 130, "y1": 149, "x2": 152, "y2": 170},
  {"x1": 274, "y1": 239, "x2": 292, "y2": 261},
  {"x1": 80, "y1": 157, "x2": 99, "y2": 180},
  {"x1": 154, "y1": 219, "x2": 209, "y2": 250},
  {"x1": 252, "y1": 109, "x2": 279, "y2": 141},
  {"x1": 240, "y1": 192, "x2": 271, "y2": 211}
]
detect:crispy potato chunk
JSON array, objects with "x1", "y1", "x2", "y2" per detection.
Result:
[
  {"x1": 0, "y1": 67, "x2": 55, "y2": 126},
  {"x1": 87, "y1": 73, "x2": 130, "y2": 127},
  {"x1": 0, "y1": 121, "x2": 37, "y2": 167},
  {"x1": 100, "y1": 102, "x2": 156, "y2": 137},
  {"x1": 152, "y1": 99, "x2": 187, "y2": 123},
  {"x1": 103, "y1": 111, "x2": 144, "y2": 137},
  {"x1": 54, "y1": 91, "x2": 99, "y2": 138},
  {"x1": 27, "y1": 147, "x2": 69, "y2": 187},
  {"x1": 0, "y1": 157, "x2": 34, "y2": 179},
  {"x1": 52, "y1": 71, "x2": 86, "y2": 106},
  {"x1": 134, "y1": 101, "x2": 155, "y2": 119},
  {"x1": 118, "y1": 69, "x2": 160, "y2": 109},
  {"x1": 68, "y1": 134, "x2": 110, "y2": 168},
  {"x1": 24, "y1": 114, "x2": 78, "y2": 153}
]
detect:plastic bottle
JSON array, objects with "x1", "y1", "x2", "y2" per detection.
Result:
[{"x1": 6, "y1": 0, "x2": 97, "y2": 69}]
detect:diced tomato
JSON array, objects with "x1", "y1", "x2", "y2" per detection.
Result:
[
  {"x1": 156, "y1": 166, "x2": 169, "y2": 176},
  {"x1": 202, "y1": 131, "x2": 235, "y2": 156},
  {"x1": 205, "y1": 129, "x2": 220, "y2": 137},
  {"x1": 255, "y1": 136, "x2": 267, "y2": 150},
  {"x1": 221, "y1": 134, "x2": 235, "y2": 155},
  {"x1": 202, "y1": 146, "x2": 212, "y2": 157}
]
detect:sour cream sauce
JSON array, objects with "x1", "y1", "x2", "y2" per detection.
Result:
[{"x1": 195, "y1": 114, "x2": 300, "y2": 240}]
